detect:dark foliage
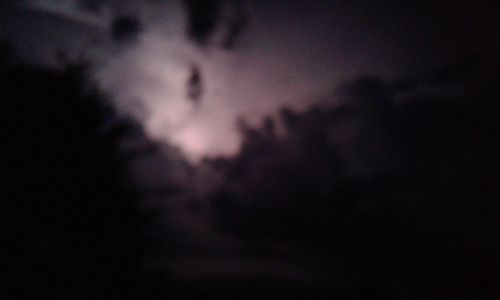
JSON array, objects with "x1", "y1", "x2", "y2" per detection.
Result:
[
  {"x1": 0, "y1": 64, "x2": 143, "y2": 298},
  {"x1": 205, "y1": 64, "x2": 500, "y2": 298}
]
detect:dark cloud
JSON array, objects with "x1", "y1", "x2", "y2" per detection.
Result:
[
  {"x1": 2, "y1": 1, "x2": 500, "y2": 299},
  {"x1": 182, "y1": 0, "x2": 247, "y2": 48},
  {"x1": 111, "y1": 15, "x2": 142, "y2": 44},
  {"x1": 220, "y1": 0, "x2": 248, "y2": 49},
  {"x1": 182, "y1": 0, "x2": 221, "y2": 46},
  {"x1": 3, "y1": 58, "x2": 498, "y2": 299},
  {"x1": 193, "y1": 60, "x2": 500, "y2": 297},
  {"x1": 79, "y1": 0, "x2": 106, "y2": 14}
]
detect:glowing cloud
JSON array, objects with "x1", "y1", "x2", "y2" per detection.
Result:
[{"x1": 93, "y1": 0, "x2": 340, "y2": 162}]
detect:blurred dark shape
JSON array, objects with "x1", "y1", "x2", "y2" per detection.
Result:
[
  {"x1": 55, "y1": 49, "x2": 69, "y2": 65},
  {"x1": 338, "y1": 77, "x2": 392, "y2": 111},
  {"x1": 0, "y1": 39, "x2": 16, "y2": 69},
  {"x1": 390, "y1": 56, "x2": 490, "y2": 97},
  {"x1": 262, "y1": 116, "x2": 275, "y2": 136},
  {"x1": 0, "y1": 63, "x2": 144, "y2": 298},
  {"x1": 111, "y1": 16, "x2": 142, "y2": 44},
  {"x1": 221, "y1": 19, "x2": 246, "y2": 49},
  {"x1": 221, "y1": 0, "x2": 247, "y2": 49},
  {"x1": 187, "y1": 64, "x2": 203, "y2": 104},
  {"x1": 204, "y1": 59, "x2": 500, "y2": 298},
  {"x1": 279, "y1": 107, "x2": 299, "y2": 128},
  {"x1": 182, "y1": 0, "x2": 247, "y2": 49},
  {"x1": 183, "y1": 0, "x2": 221, "y2": 46},
  {"x1": 79, "y1": 0, "x2": 106, "y2": 14}
]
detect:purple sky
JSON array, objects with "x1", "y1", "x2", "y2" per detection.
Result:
[
  {"x1": 2, "y1": 1, "x2": 499, "y2": 295},
  {"x1": 4, "y1": 0, "x2": 497, "y2": 162}
]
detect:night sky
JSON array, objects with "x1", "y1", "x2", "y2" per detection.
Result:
[{"x1": 1, "y1": 0, "x2": 499, "y2": 299}]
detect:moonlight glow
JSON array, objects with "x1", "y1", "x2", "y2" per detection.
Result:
[{"x1": 92, "y1": 0, "x2": 341, "y2": 162}]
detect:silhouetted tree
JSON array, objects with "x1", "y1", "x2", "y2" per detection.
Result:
[{"x1": 0, "y1": 63, "x2": 143, "y2": 298}]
